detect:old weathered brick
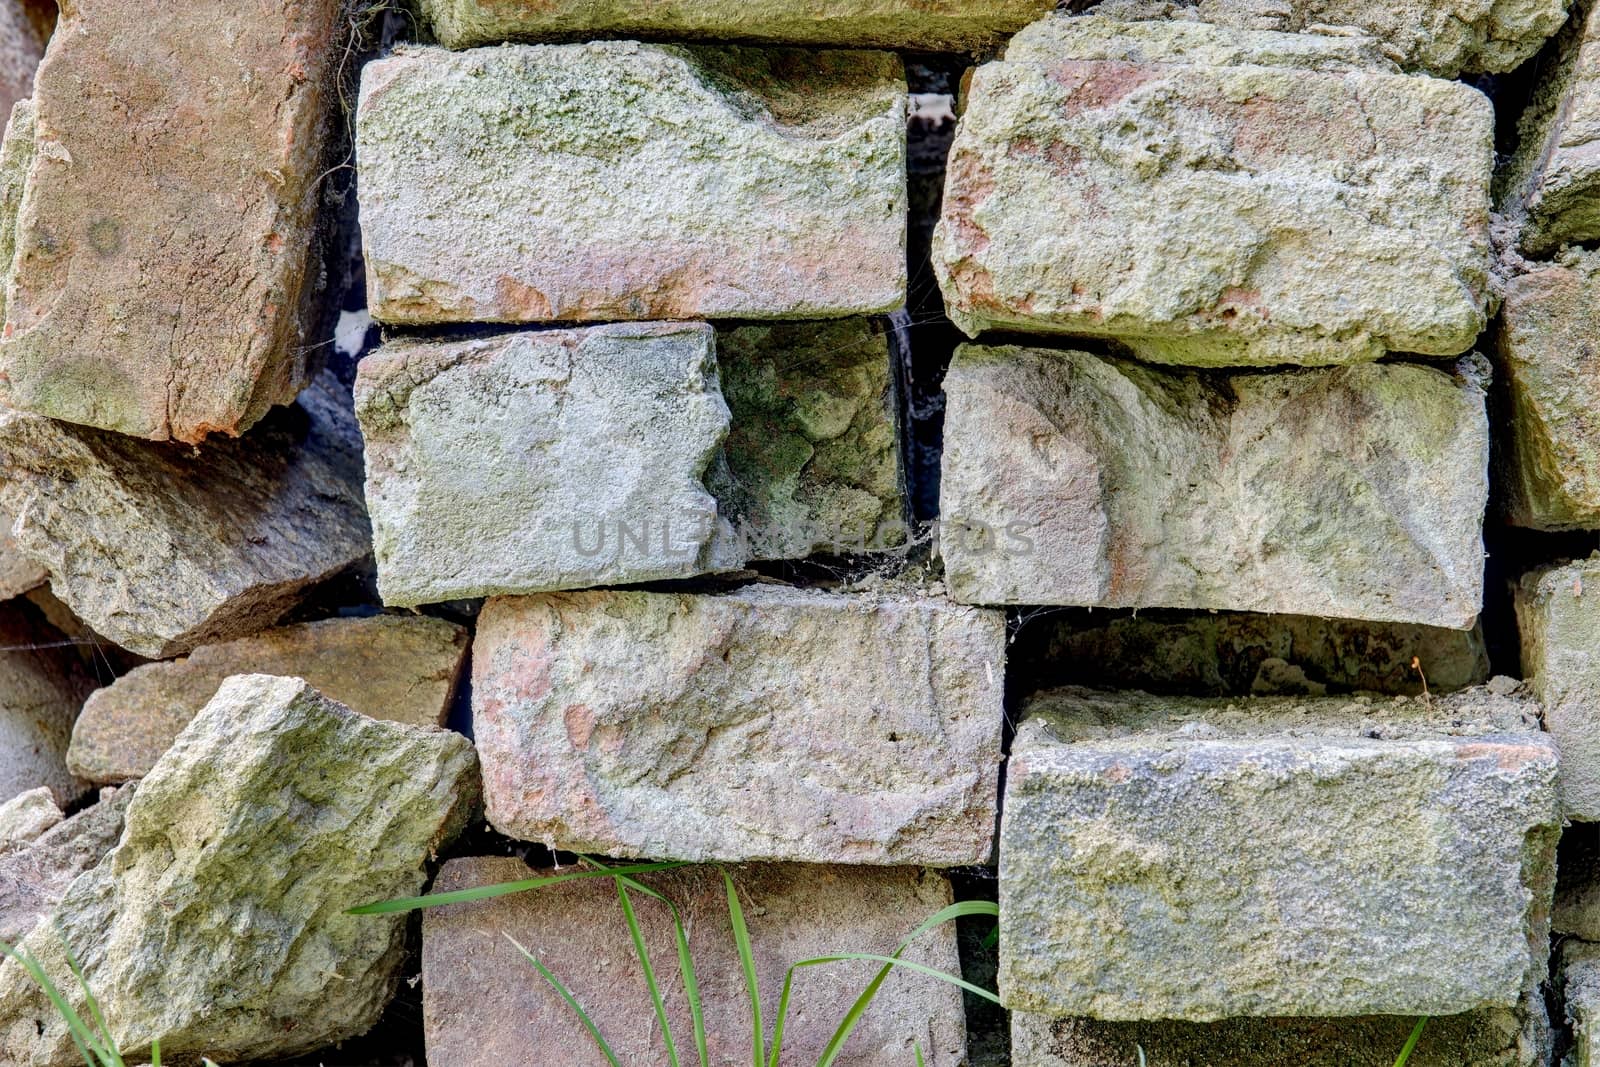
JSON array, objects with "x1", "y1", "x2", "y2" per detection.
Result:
[
  {"x1": 67, "y1": 615, "x2": 468, "y2": 784},
  {"x1": 423, "y1": 858, "x2": 967, "y2": 1066},
  {"x1": 999, "y1": 687, "x2": 1559, "y2": 1020},
  {"x1": 1091, "y1": 0, "x2": 1570, "y2": 78},
  {"x1": 939, "y1": 344, "x2": 1489, "y2": 628},
  {"x1": 0, "y1": 0, "x2": 347, "y2": 442},
  {"x1": 1516, "y1": 557, "x2": 1600, "y2": 820},
  {"x1": 357, "y1": 42, "x2": 905, "y2": 325},
  {"x1": 422, "y1": 0, "x2": 1053, "y2": 50},
  {"x1": 1496, "y1": 249, "x2": 1600, "y2": 529},
  {"x1": 0, "y1": 374, "x2": 371, "y2": 658},
  {"x1": 710, "y1": 319, "x2": 904, "y2": 560},
  {"x1": 933, "y1": 17, "x2": 1493, "y2": 365},
  {"x1": 354, "y1": 324, "x2": 743, "y2": 606},
  {"x1": 473, "y1": 584, "x2": 1005, "y2": 865}
]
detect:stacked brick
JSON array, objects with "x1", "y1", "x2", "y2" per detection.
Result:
[{"x1": 0, "y1": 0, "x2": 1599, "y2": 1063}]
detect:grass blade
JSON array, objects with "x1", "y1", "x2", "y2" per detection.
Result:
[
  {"x1": 721, "y1": 868, "x2": 765, "y2": 1067},
  {"x1": 614, "y1": 873, "x2": 707, "y2": 1067},
  {"x1": 764, "y1": 968, "x2": 797, "y2": 1067},
  {"x1": 792, "y1": 954, "x2": 1001, "y2": 1005},
  {"x1": 916, "y1": 1043, "x2": 925, "y2": 1067},
  {"x1": 1394, "y1": 1016, "x2": 1428, "y2": 1067},
  {"x1": 2, "y1": 940, "x2": 101, "y2": 1067},
  {"x1": 64, "y1": 948, "x2": 120, "y2": 1066},
  {"x1": 349, "y1": 860, "x2": 690, "y2": 914},
  {"x1": 150, "y1": 1039, "x2": 159, "y2": 1067},
  {"x1": 616, "y1": 879, "x2": 680, "y2": 1067},
  {"x1": 505, "y1": 933, "x2": 623, "y2": 1067},
  {"x1": 811, "y1": 900, "x2": 998, "y2": 1067}
]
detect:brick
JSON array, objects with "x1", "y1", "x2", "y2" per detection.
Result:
[
  {"x1": 939, "y1": 344, "x2": 1489, "y2": 628},
  {"x1": 1516, "y1": 558, "x2": 1600, "y2": 819},
  {"x1": 473, "y1": 585, "x2": 1005, "y2": 864},
  {"x1": 354, "y1": 324, "x2": 743, "y2": 606},
  {"x1": 421, "y1": 0, "x2": 1053, "y2": 51},
  {"x1": 67, "y1": 615, "x2": 468, "y2": 784},
  {"x1": 356, "y1": 42, "x2": 905, "y2": 325},
  {"x1": 933, "y1": 16, "x2": 1493, "y2": 366},
  {"x1": 0, "y1": 374, "x2": 371, "y2": 658},
  {"x1": 999, "y1": 687, "x2": 1559, "y2": 1020},
  {"x1": 423, "y1": 857, "x2": 967, "y2": 1066},
  {"x1": 0, "y1": 0, "x2": 347, "y2": 442},
  {"x1": 1496, "y1": 249, "x2": 1600, "y2": 529}
]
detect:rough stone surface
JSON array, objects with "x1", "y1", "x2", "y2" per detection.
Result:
[
  {"x1": 1563, "y1": 941, "x2": 1600, "y2": 1067},
  {"x1": 0, "y1": 1, "x2": 45, "y2": 136},
  {"x1": 68, "y1": 615, "x2": 469, "y2": 784},
  {"x1": 357, "y1": 42, "x2": 906, "y2": 325},
  {"x1": 474, "y1": 584, "x2": 1005, "y2": 864},
  {"x1": 1011, "y1": 1003, "x2": 1551, "y2": 1067},
  {"x1": 940, "y1": 345, "x2": 1490, "y2": 627},
  {"x1": 709, "y1": 319, "x2": 904, "y2": 559},
  {"x1": 423, "y1": 0, "x2": 1053, "y2": 50},
  {"x1": 0, "y1": 605, "x2": 90, "y2": 808},
  {"x1": 1503, "y1": 0, "x2": 1600, "y2": 255},
  {"x1": 0, "y1": 0, "x2": 347, "y2": 443},
  {"x1": 0, "y1": 506, "x2": 45, "y2": 600},
  {"x1": 0, "y1": 674, "x2": 480, "y2": 1066},
  {"x1": 0, "y1": 786, "x2": 130, "y2": 947},
  {"x1": 1496, "y1": 249, "x2": 1600, "y2": 529},
  {"x1": 999, "y1": 686, "x2": 1560, "y2": 1020},
  {"x1": 0, "y1": 786, "x2": 58, "y2": 849},
  {"x1": 0, "y1": 374, "x2": 371, "y2": 658},
  {"x1": 1026, "y1": 609, "x2": 1490, "y2": 697},
  {"x1": 1516, "y1": 557, "x2": 1600, "y2": 820},
  {"x1": 1089, "y1": 0, "x2": 1570, "y2": 77},
  {"x1": 355, "y1": 324, "x2": 743, "y2": 606},
  {"x1": 932, "y1": 17, "x2": 1493, "y2": 365},
  {"x1": 423, "y1": 857, "x2": 967, "y2": 1066}
]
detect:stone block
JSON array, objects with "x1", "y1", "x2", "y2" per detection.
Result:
[
  {"x1": 999, "y1": 687, "x2": 1560, "y2": 1020},
  {"x1": 710, "y1": 319, "x2": 904, "y2": 560},
  {"x1": 939, "y1": 344, "x2": 1489, "y2": 628},
  {"x1": 0, "y1": 0, "x2": 347, "y2": 442},
  {"x1": 354, "y1": 324, "x2": 741, "y2": 606},
  {"x1": 1503, "y1": 0, "x2": 1600, "y2": 255},
  {"x1": 1563, "y1": 941, "x2": 1600, "y2": 1067},
  {"x1": 473, "y1": 584, "x2": 1005, "y2": 864},
  {"x1": 932, "y1": 17, "x2": 1493, "y2": 365},
  {"x1": 0, "y1": 374, "x2": 371, "y2": 657},
  {"x1": 0, "y1": 786, "x2": 57, "y2": 849},
  {"x1": 0, "y1": 786, "x2": 130, "y2": 947},
  {"x1": 0, "y1": 674, "x2": 479, "y2": 1065},
  {"x1": 423, "y1": 857, "x2": 966, "y2": 1066},
  {"x1": 0, "y1": 505, "x2": 45, "y2": 600},
  {"x1": 422, "y1": 0, "x2": 1054, "y2": 51},
  {"x1": 357, "y1": 42, "x2": 905, "y2": 324},
  {"x1": 67, "y1": 614, "x2": 468, "y2": 783},
  {"x1": 1516, "y1": 557, "x2": 1600, "y2": 819},
  {"x1": 0, "y1": 603, "x2": 90, "y2": 808},
  {"x1": 1496, "y1": 249, "x2": 1600, "y2": 529},
  {"x1": 1088, "y1": 0, "x2": 1570, "y2": 77}
]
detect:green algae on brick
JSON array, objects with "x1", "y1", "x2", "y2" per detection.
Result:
[
  {"x1": 709, "y1": 319, "x2": 905, "y2": 560},
  {"x1": 1000, "y1": 686, "x2": 1559, "y2": 1020},
  {"x1": 357, "y1": 42, "x2": 907, "y2": 326}
]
